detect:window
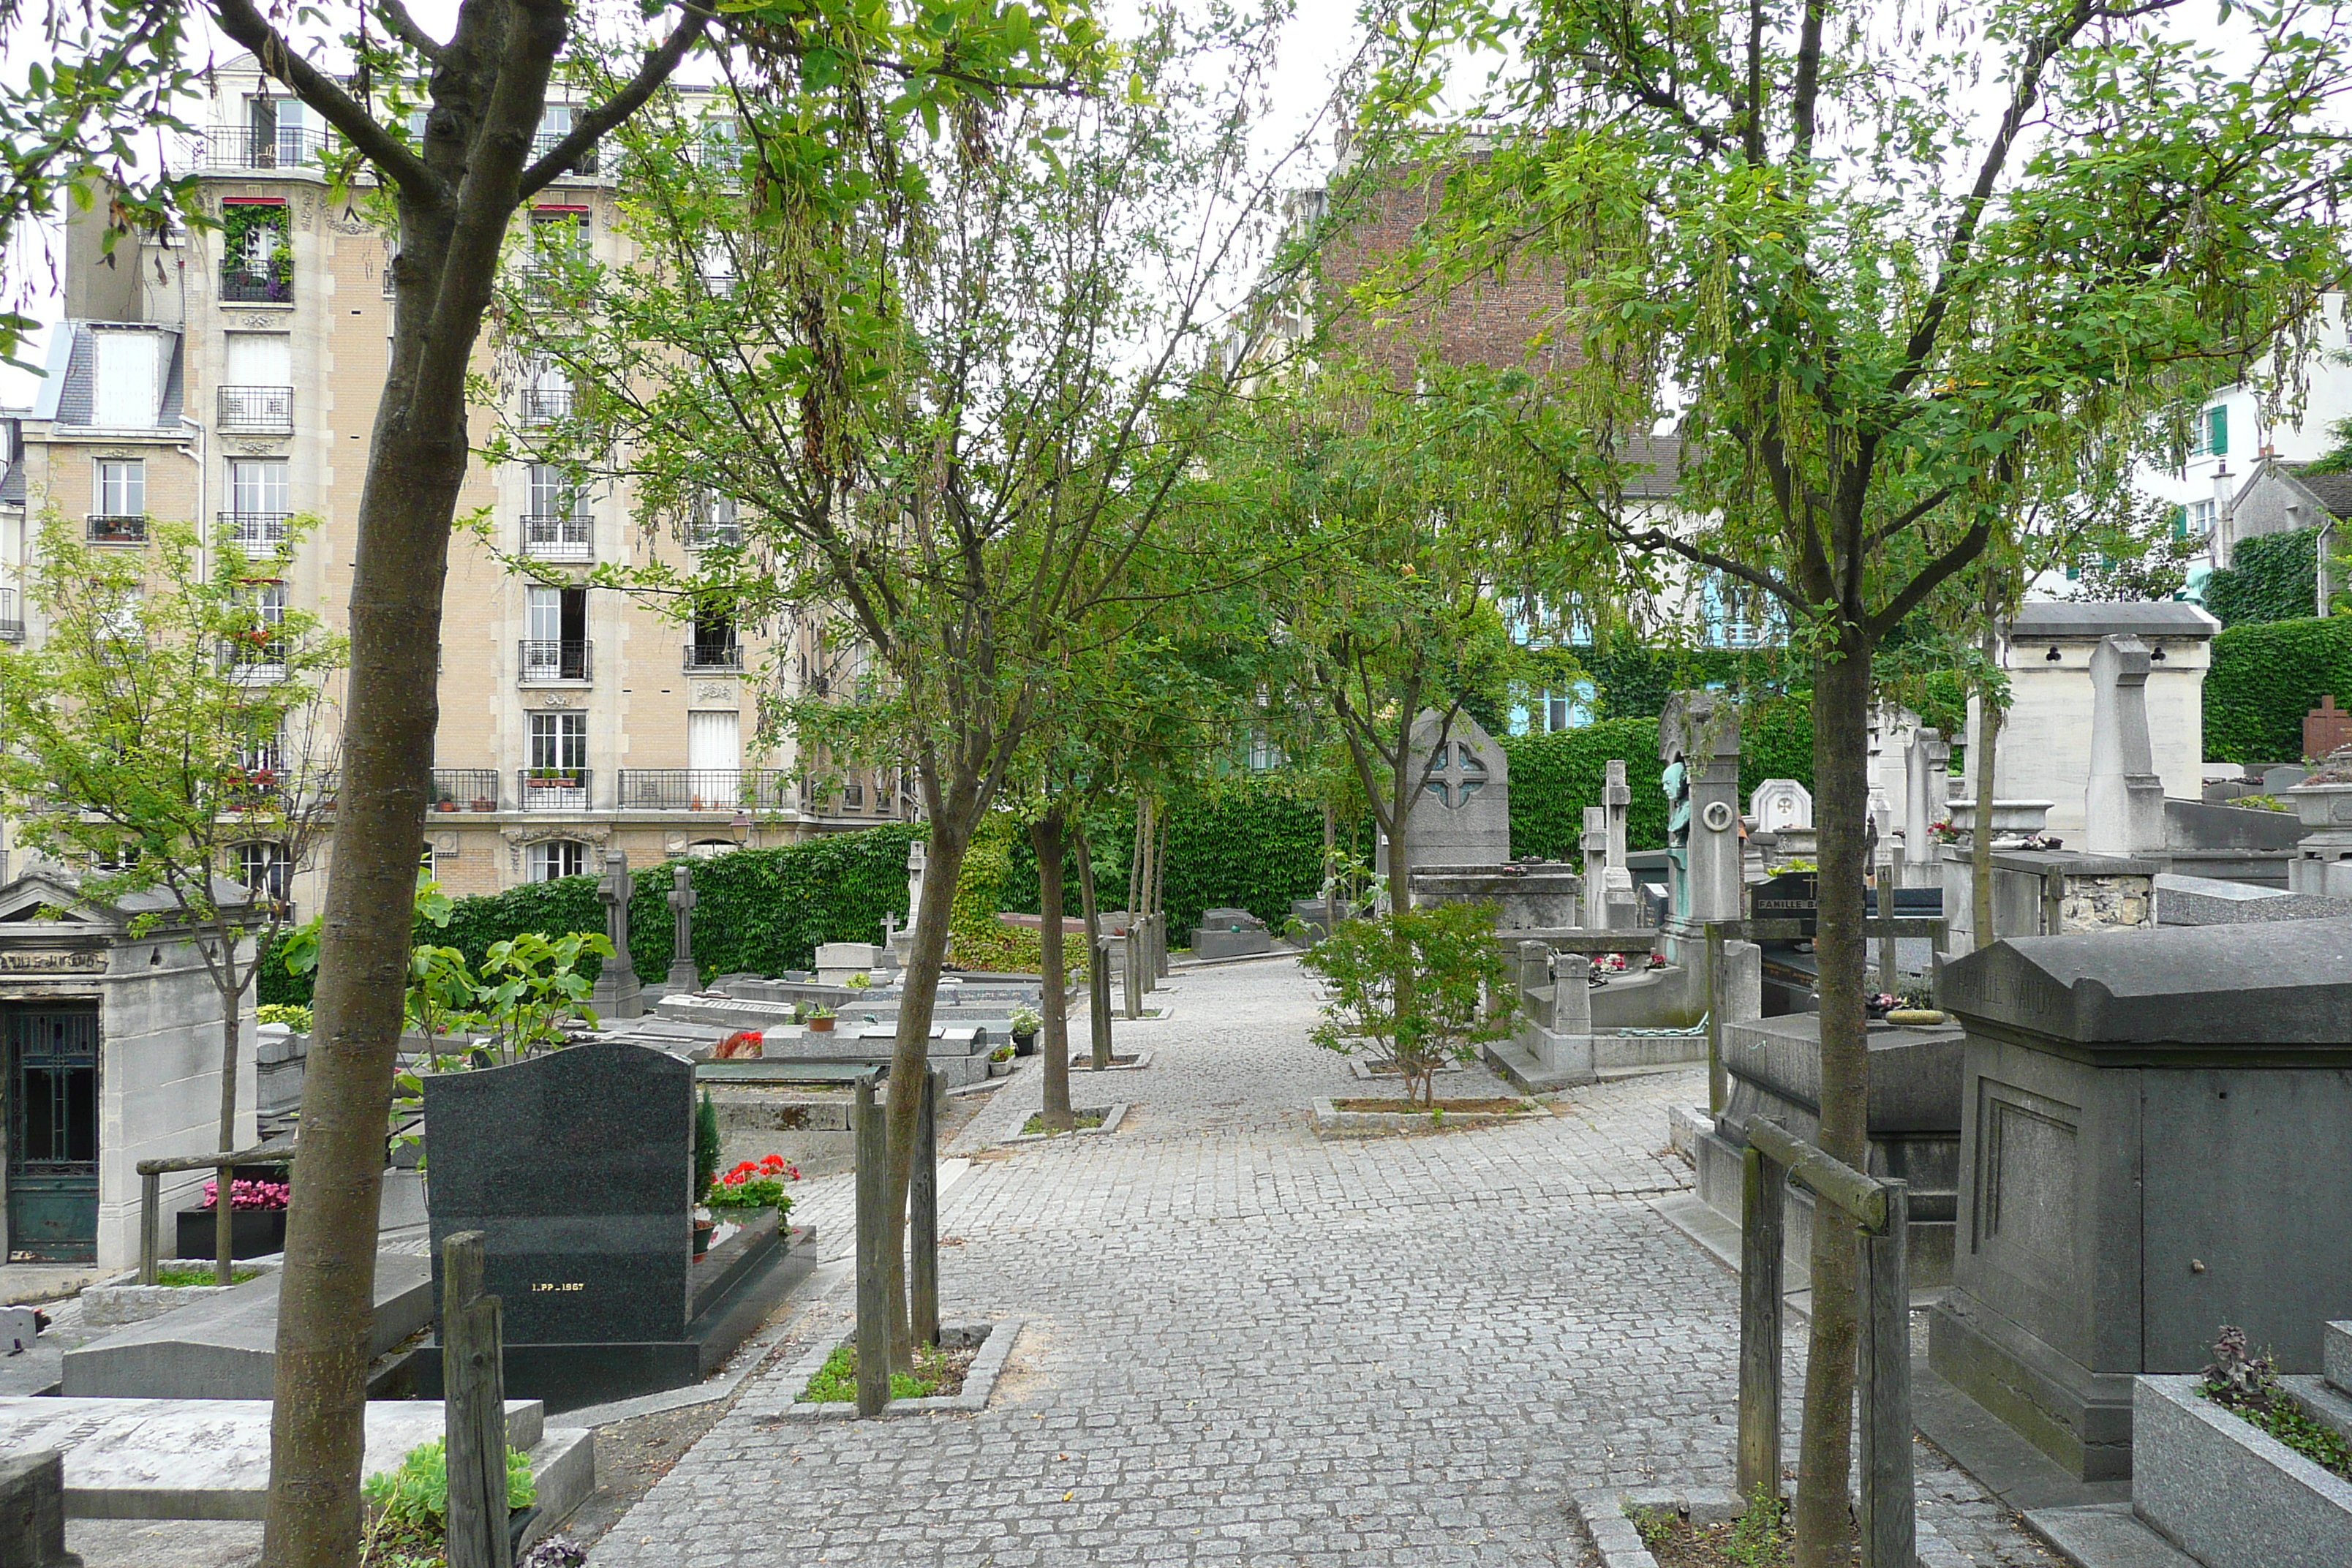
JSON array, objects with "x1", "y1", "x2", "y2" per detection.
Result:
[
  {"x1": 230, "y1": 581, "x2": 287, "y2": 668},
  {"x1": 527, "y1": 840, "x2": 588, "y2": 881},
  {"x1": 2193, "y1": 404, "x2": 2229, "y2": 458},
  {"x1": 532, "y1": 107, "x2": 598, "y2": 173},
  {"x1": 529, "y1": 464, "x2": 580, "y2": 518},
  {"x1": 247, "y1": 97, "x2": 313, "y2": 167},
  {"x1": 94, "y1": 331, "x2": 159, "y2": 427},
  {"x1": 227, "y1": 458, "x2": 290, "y2": 546},
  {"x1": 529, "y1": 205, "x2": 590, "y2": 254},
  {"x1": 2188, "y1": 499, "x2": 2216, "y2": 537},
  {"x1": 225, "y1": 331, "x2": 290, "y2": 388},
  {"x1": 528, "y1": 712, "x2": 587, "y2": 770},
  {"x1": 688, "y1": 491, "x2": 739, "y2": 547},
  {"x1": 94, "y1": 459, "x2": 145, "y2": 517},
  {"x1": 237, "y1": 841, "x2": 290, "y2": 899}
]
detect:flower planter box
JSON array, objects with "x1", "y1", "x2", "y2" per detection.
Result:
[
  {"x1": 2131, "y1": 1374, "x2": 2352, "y2": 1568},
  {"x1": 174, "y1": 1206, "x2": 288, "y2": 1260}
]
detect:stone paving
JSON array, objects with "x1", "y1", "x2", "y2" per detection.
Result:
[{"x1": 584, "y1": 954, "x2": 2051, "y2": 1566}]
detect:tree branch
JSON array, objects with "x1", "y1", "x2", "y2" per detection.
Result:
[
  {"x1": 1863, "y1": 515, "x2": 1994, "y2": 640},
  {"x1": 518, "y1": 7, "x2": 711, "y2": 198},
  {"x1": 372, "y1": 0, "x2": 448, "y2": 64},
  {"x1": 210, "y1": 0, "x2": 440, "y2": 198}
]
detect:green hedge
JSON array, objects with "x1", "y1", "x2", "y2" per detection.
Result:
[
  {"x1": 2204, "y1": 529, "x2": 2320, "y2": 627},
  {"x1": 1501, "y1": 705, "x2": 1817, "y2": 859},
  {"x1": 257, "y1": 823, "x2": 922, "y2": 1005},
  {"x1": 2204, "y1": 615, "x2": 2352, "y2": 763}
]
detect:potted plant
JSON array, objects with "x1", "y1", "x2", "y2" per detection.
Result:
[
  {"x1": 1009, "y1": 1003, "x2": 1042, "y2": 1056},
  {"x1": 989, "y1": 1042, "x2": 1016, "y2": 1077},
  {"x1": 807, "y1": 1004, "x2": 836, "y2": 1034},
  {"x1": 471, "y1": 796, "x2": 495, "y2": 812},
  {"x1": 693, "y1": 1089, "x2": 720, "y2": 1258},
  {"x1": 436, "y1": 796, "x2": 458, "y2": 813},
  {"x1": 705, "y1": 1154, "x2": 800, "y2": 1221},
  {"x1": 176, "y1": 1172, "x2": 293, "y2": 1259}
]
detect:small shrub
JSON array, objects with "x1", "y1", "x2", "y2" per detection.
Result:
[
  {"x1": 694, "y1": 1089, "x2": 720, "y2": 1203},
  {"x1": 1301, "y1": 902, "x2": 1517, "y2": 1108},
  {"x1": 361, "y1": 1437, "x2": 534, "y2": 1559},
  {"x1": 256, "y1": 1003, "x2": 313, "y2": 1030},
  {"x1": 801, "y1": 1341, "x2": 954, "y2": 1403},
  {"x1": 2199, "y1": 1324, "x2": 2352, "y2": 1482}
]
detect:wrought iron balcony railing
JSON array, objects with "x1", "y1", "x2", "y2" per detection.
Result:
[
  {"x1": 217, "y1": 385, "x2": 293, "y2": 434},
  {"x1": 517, "y1": 638, "x2": 592, "y2": 682},
  {"x1": 683, "y1": 641, "x2": 743, "y2": 673},
  {"x1": 429, "y1": 769, "x2": 502, "y2": 812},
  {"x1": 184, "y1": 128, "x2": 336, "y2": 173},
  {"x1": 220, "y1": 512, "x2": 289, "y2": 549},
  {"x1": 86, "y1": 514, "x2": 148, "y2": 544},
  {"x1": 517, "y1": 768, "x2": 592, "y2": 810},
  {"x1": 0, "y1": 588, "x2": 20, "y2": 643},
  {"x1": 521, "y1": 513, "x2": 592, "y2": 561},
  {"x1": 616, "y1": 769, "x2": 792, "y2": 812},
  {"x1": 519, "y1": 388, "x2": 573, "y2": 427}
]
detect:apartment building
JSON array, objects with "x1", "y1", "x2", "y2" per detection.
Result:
[{"x1": 0, "y1": 56, "x2": 906, "y2": 909}]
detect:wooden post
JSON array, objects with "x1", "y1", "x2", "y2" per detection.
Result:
[
  {"x1": 1875, "y1": 884, "x2": 1898, "y2": 997},
  {"x1": 138, "y1": 1169, "x2": 159, "y2": 1286},
  {"x1": 1123, "y1": 922, "x2": 1143, "y2": 1019},
  {"x1": 1737, "y1": 1142, "x2": 1784, "y2": 1503},
  {"x1": 1856, "y1": 1182, "x2": 1915, "y2": 1568},
  {"x1": 1090, "y1": 935, "x2": 1114, "y2": 1063},
  {"x1": 909, "y1": 1067, "x2": 939, "y2": 1349},
  {"x1": 441, "y1": 1229, "x2": 512, "y2": 1568},
  {"x1": 1705, "y1": 923, "x2": 1728, "y2": 1116},
  {"x1": 214, "y1": 1162, "x2": 235, "y2": 1286},
  {"x1": 853, "y1": 1071, "x2": 889, "y2": 1416}
]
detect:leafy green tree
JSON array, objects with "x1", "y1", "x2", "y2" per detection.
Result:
[
  {"x1": 1362, "y1": 0, "x2": 2352, "y2": 1555},
  {"x1": 1302, "y1": 901, "x2": 1516, "y2": 1107},
  {"x1": 0, "y1": 514, "x2": 343, "y2": 1283}
]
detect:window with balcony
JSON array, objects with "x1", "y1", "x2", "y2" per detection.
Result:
[
  {"x1": 686, "y1": 613, "x2": 741, "y2": 671},
  {"x1": 227, "y1": 581, "x2": 288, "y2": 675},
  {"x1": 687, "y1": 492, "x2": 740, "y2": 549},
  {"x1": 235, "y1": 840, "x2": 290, "y2": 900},
  {"x1": 521, "y1": 585, "x2": 591, "y2": 679},
  {"x1": 524, "y1": 712, "x2": 589, "y2": 807},
  {"x1": 0, "y1": 587, "x2": 20, "y2": 643},
  {"x1": 525, "y1": 206, "x2": 591, "y2": 293},
  {"x1": 244, "y1": 97, "x2": 323, "y2": 170},
  {"x1": 219, "y1": 332, "x2": 293, "y2": 434},
  {"x1": 529, "y1": 108, "x2": 599, "y2": 175},
  {"x1": 220, "y1": 198, "x2": 293, "y2": 303},
  {"x1": 90, "y1": 459, "x2": 146, "y2": 543},
  {"x1": 224, "y1": 458, "x2": 290, "y2": 549},
  {"x1": 521, "y1": 363, "x2": 573, "y2": 428},
  {"x1": 527, "y1": 839, "x2": 589, "y2": 881},
  {"x1": 523, "y1": 465, "x2": 592, "y2": 560}
]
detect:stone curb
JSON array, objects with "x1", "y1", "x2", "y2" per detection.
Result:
[
  {"x1": 1065, "y1": 1050, "x2": 1154, "y2": 1074},
  {"x1": 1345, "y1": 1057, "x2": 1468, "y2": 1081},
  {"x1": 1567, "y1": 1485, "x2": 1972, "y2": 1568},
  {"x1": 1007, "y1": 1103, "x2": 1129, "y2": 1142},
  {"x1": 1309, "y1": 1096, "x2": 1542, "y2": 1137},
  {"x1": 767, "y1": 1318, "x2": 1025, "y2": 1420}
]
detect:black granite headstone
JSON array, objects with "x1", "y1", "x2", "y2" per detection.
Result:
[
  {"x1": 1748, "y1": 870, "x2": 1818, "y2": 935},
  {"x1": 423, "y1": 1041, "x2": 693, "y2": 1345}
]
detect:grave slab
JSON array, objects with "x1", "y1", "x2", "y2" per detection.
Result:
[
  {"x1": 0, "y1": 1452, "x2": 79, "y2": 1568},
  {"x1": 0, "y1": 1396, "x2": 589, "y2": 1540},
  {"x1": 60, "y1": 1255, "x2": 431, "y2": 1400}
]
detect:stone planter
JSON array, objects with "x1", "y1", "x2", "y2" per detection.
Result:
[
  {"x1": 987, "y1": 1057, "x2": 1014, "y2": 1077},
  {"x1": 174, "y1": 1206, "x2": 287, "y2": 1260},
  {"x1": 2131, "y1": 1375, "x2": 2352, "y2": 1568}
]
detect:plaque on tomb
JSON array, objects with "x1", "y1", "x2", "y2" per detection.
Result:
[{"x1": 424, "y1": 1041, "x2": 693, "y2": 1345}]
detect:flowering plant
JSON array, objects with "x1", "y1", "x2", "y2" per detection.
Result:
[
  {"x1": 1928, "y1": 819, "x2": 1964, "y2": 844},
  {"x1": 706, "y1": 1153, "x2": 800, "y2": 1213},
  {"x1": 203, "y1": 1177, "x2": 290, "y2": 1210},
  {"x1": 1866, "y1": 992, "x2": 1896, "y2": 1017},
  {"x1": 1009, "y1": 1003, "x2": 1044, "y2": 1034}
]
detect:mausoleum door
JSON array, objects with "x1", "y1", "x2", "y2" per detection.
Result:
[{"x1": 4, "y1": 1006, "x2": 99, "y2": 1261}]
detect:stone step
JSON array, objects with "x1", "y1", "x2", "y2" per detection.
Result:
[
  {"x1": 61, "y1": 1254, "x2": 432, "y2": 1400},
  {"x1": 2024, "y1": 1504, "x2": 2201, "y2": 1568},
  {"x1": 0, "y1": 1395, "x2": 592, "y2": 1550}
]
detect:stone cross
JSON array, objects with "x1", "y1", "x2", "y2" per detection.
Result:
[
  {"x1": 664, "y1": 862, "x2": 698, "y2": 992},
  {"x1": 1602, "y1": 758, "x2": 1631, "y2": 872},
  {"x1": 587, "y1": 851, "x2": 644, "y2": 1020},
  {"x1": 1580, "y1": 807, "x2": 1607, "y2": 924},
  {"x1": 906, "y1": 839, "x2": 927, "y2": 921},
  {"x1": 2085, "y1": 633, "x2": 2166, "y2": 856}
]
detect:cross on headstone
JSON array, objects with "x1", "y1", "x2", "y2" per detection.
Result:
[
  {"x1": 664, "y1": 862, "x2": 698, "y2": 993},
  {"x1": 1421, "y1": 742, "x2": 1488, "y2": 808},
  {"x1": 587, "y1": 851, "x2": 644, "y2": 1019}
]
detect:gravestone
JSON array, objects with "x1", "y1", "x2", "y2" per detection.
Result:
[
  {"x1": 2084, "y1": 635, "x2": 2166, "y2": 857},
  {"x1": 1601, "y1": 761, "x2": 1637, "y2": 928},
  {"x1": 586, "y1": 853, "x2": 644, "y2": 1022},
  {"x1": 1750, "y1": 779, "x2": 1812, "y2": 834},
  {"x1": 1901, "y1": 729, "x2": 1951, "y2": 883},
  {"x1": 2287, "y1": 747, "x2": 2352, "y2": 900},
  {"x1": 421, "y1": 1040, "x2": 805, "y2": 1409},
  {"x1": 1930, "y1": 919, "x2": 2352, "y2": 1480},
  {"x1": 1191, "y1": 908, "x2": 1273, "y2": 961},
  {"x1": 1659, "y1": 690, "x2": 1743, "y2": 957},
  {"x1": 663, "y1": 864, "x2": 698, "y2": 993},
  {"x1": 888, "y1": 841, "x2": 926, "y2": 966},
  {"x1": 1398, "y1": 710, "x2": 1510, "y2": 872},
  {"x1": 2309, "y1": 695, "x2": 2352, "y2": 761},
  {"x1": 1580, "y1": 806, "x2": 1608, "y2": 905},
  {"x1": 0, "y1": 1452, "x2": 78, "y2": 1568}
]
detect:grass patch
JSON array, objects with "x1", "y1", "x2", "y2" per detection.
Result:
[
  {"x1": 1630, "y1": 1493, "x2": 1815, "y2": 1567},
  {"x1": 153, "y1": 1267, "x2": 262, "y2": 1287},
  {"x1": 801, "y1": 1340, "x2": 969, "y2": 1404},
  {"x1": 1330, "y1": 1096, "x2": 1533, "y2": 1115},
  {"x1": 1020, "y1": 1109, "x2": 1107, "y2": 1136}
]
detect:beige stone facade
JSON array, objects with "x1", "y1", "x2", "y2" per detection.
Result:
[{"x1": 0, "y1": 60, "x2": 905, "y2": 911}]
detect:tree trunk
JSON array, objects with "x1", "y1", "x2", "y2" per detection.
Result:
[
  {"x1": 880, "y1": 810, "x2": 974, "y2": 1373},
  {"x1": 1323, "y1": 799, "x2": 1337, "y2": 937},
  {"x1": 1793, "y1": 639, "x2": 1872, "y2": 1567},
  {"x1": 1032, "y1": 809, "x2": 1072, "y2": 1130},
  {"x1": 1074, "y1": 821, "x2": 1108, "y2": 1070},
  {"x1": 216, "y1": 996, "x2": 243, "y2": 1284},
  {"x1": 1972, "y1": 622, "x2": 1999, "y2": 952}
]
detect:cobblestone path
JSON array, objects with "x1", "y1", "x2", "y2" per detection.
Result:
[{"x1": 588, "y1": 957, "x2": 2051, "y2": 1567}]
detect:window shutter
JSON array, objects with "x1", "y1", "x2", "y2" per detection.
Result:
[
  {"x1": 2172, "y1": 505, "x2": 2187, "y2": 540},
  {"x1": 2209, "y1": 405, "x2": 2228, "y2": 456}
]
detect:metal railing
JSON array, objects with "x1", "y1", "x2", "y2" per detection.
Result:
[
  {"x1": 527, "y1": 130, "x2": 600, "y2": 175},
  {"x1": 220, "y1": 511, "x2": 289, "y2": 548},
  {"x1": 0, "y1": 587, "x2": 20, "y2": 642},
  {"x1": 217, "y1": 385, "x2": 293, "y2": 434},
  {"x1": 1739, "y1": 1116, "x2": 1914, "y2": 1568},
  {"x1": 517, "y1": 638, "x2": 592, "y2": 682},
  {"x1": 86, "y1": 514, "x2": 148, "y2": 544},
  {"x1": 521, "y1": 513, "x2": 592, "y2": 561},
  {"x1": 184, "y1": 128, "x2": 336, "y2": 173},
  {"x1": 219, "y1": 268, "x2": 293, "y2": 304},
  {"x1": 137, "y1": 1140, "x2": 295, "y2": 1284},
  {"x1": 686, "y1": 517, "x2": 742, "y2": 549},
  {"x1": 683, "y1": 641, "x2": 742, "y2": 672},
  {"x1": 614, "y1": 769, "x2": 791, "y2": 811},
  {"x1": 517, "y1": 767, "x2": 592, "y2": 809},
  {"x1": 519, "y1": 388, "x2": 573, "y2": 426},
  {"x1": 430, "y1": 769, "x2": 501, "y2": 812}
]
